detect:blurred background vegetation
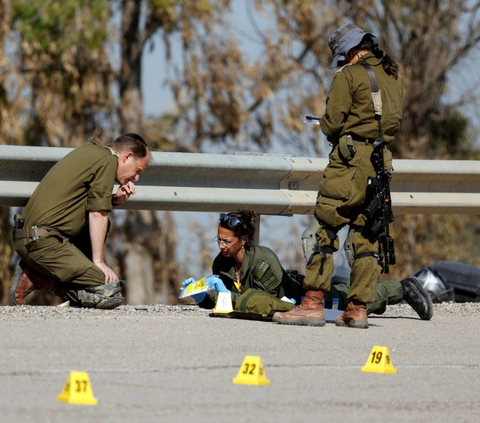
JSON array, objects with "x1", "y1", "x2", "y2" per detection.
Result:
[{"x1": 2, "y1": 0, "x2": 480, "y2": 305}]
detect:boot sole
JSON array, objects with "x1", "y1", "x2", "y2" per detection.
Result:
[
  {"x1": 401, "y1": 277, "x2": 434, "y2": 320},
  {"x1": 272, "y1": 317, "x2": 326, "y2": 327},
  {"x1": 335, "y1": 320, "x2": 368, "y2": 329},
  {"x1": 10, "y1": 264, "x2": 25, "y2": 306}
]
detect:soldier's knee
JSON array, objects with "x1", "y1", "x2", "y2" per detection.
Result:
[
  {"x1": 303, "y1": 218, "x2": 339, "y2": 266},
  {"x1": 344, "y1": 226, "x2": 380, "y2": 269},
  {"x1": 301, "y1": 219, "x2": 320, "y2": 260}
]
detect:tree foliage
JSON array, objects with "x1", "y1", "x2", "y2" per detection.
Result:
[
  {"x1": 338, "y1": 0, "x2": 480, "y2": 159},
  {"x1": 9, "y1": 0, "x2": 116, "y2": 147},
  {"x1": 144, "y1": 0, "x2": 480, "y2": 279},
  {"x1": 150, "y1": 0, "x2": 480, "y2": 156},
  {"x1": 2, "y1": 0, "x2": 480, "y2": 302}
]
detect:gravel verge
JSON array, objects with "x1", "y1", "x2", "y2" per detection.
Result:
[{"x1": 0, "y1": 301, "x2": 478, "y2": 320}]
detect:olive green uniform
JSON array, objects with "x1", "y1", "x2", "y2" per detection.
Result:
[
  {"x1": 199, "y1": 245, "x2": 302, "y2": 309},
  {"x1": 306, "y1": 53, "x2": 402, "y2": 303},
  {"x1": 14, "y1": 138, "x2": 118, "y2": 303},
  {"x1": 199, "y1": 243, "x2": 404, "y2": 315},
  {"x1": 326, "y1": 280, "x2": 404, "y2": 315}
]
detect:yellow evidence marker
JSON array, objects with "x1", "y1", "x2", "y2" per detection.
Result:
[
  {"x1": 213, "y1": 291, "x2": 233, "y2": 313},
  {"x1": 57, "y1": 371, "x2": 98, "y2": 405},
  {"x1": 361, "y1": 346, "x2": 397, "y2": 374},
  {"x1": 233, "y1": 356, "x2": 270, "y2": 385}
]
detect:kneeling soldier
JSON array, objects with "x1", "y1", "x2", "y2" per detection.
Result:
[{"x1": 11, "y1": 133, "x2": 150, "y2": 308}]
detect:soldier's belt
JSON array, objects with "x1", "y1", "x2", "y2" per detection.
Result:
[
  {"x1": 333, "y1": 137, "x2": 374, "y2": 146},
  {"x1": 349, "y1": 137, "x2": 391, "y2": 150},
  {"x1": 13, "y1": 226, "x2": 63, "y2": 240},
  {"x1": 350, "y1": 136, "x2": 375, "y2": 145}
]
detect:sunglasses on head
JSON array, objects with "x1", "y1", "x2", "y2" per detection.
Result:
[{"x1": 219, "y1": 213, "x2": 240, "y2": 227}]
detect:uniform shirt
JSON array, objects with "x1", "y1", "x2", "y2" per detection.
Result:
[
  {"x1": 205, "y1": 244, "x2": 301, "y2": 307},
  {"x1": 321, "y1": 52, "x2": 403, "y2": 143},
  {"x1": 22, "y1": 138, "x2": 118, "y2": 238}
]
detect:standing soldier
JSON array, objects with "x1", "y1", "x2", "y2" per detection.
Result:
[{"x1": 273, "y1": 23, "x2": 403, "y2": 328}]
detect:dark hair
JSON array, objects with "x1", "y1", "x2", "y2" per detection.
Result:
[
  {"x1": 219, "y1": 209, "x2": 257, "y2": 247},
  {"x1": 109, "y1": 133, "x2": 149, "y2": 159},
  {"x1": 356, "y1": 35, "x2": 399, "y2": 78}
]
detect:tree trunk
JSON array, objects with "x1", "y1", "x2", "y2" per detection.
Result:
[
  {"x1": 119, "y1": 0, "x2": 143, "y2": 132},
  {"x1": 157, "y1": 211, "x2": 180, "y2": 304},
  {"x1": 123, "y1": 210, "x2": 157, "y2": 304},
  {"x1": 0, "y1": 207, "x2": 14, "y2": 305},
  {"x1": 116, "y1": 0, "x2": 180, "y2": 305},
  {"x1": 117, "y1": 0, "x2": 153, "y2": 304}
]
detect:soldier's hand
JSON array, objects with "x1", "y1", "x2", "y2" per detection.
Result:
[
  {"x1": 112, "y1": 182, "x2": 137, "y2": 205},
  {"x1": 95, "y1": 262, "x2": 118, "y2": 284}
]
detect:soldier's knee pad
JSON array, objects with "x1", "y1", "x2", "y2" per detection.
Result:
[
  {"x1": 78, "y1": 280, "x2": 127, "y2": 309},
  {"x1": 303, "y1": 218, "x2": 338, "y2": 266},
  {"x1": 344, "y1": 226, "x2": 379, "y2": 268},
  {"x1": 301, "y1": 219, "x2": 320, "y2": 261}
]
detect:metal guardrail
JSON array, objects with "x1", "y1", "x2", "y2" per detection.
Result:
[{"x1": 1, "y1": 145, "x2": 480, "y2": 215}]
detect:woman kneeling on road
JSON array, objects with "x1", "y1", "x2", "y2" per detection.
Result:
[
  {"x1": 181, "y1": 209, "x2": 433, "y2": 322},
  {"x1": 182, "y1": 209, "x2": 302, "y2": 315}
]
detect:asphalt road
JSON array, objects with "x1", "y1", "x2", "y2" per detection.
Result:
[{"x1": 0, "y1": 303, "x2": 479, "y2": 423}]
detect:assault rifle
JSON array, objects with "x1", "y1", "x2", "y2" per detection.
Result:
[
  {"x1": 365, "y1": 137, "x2": 396, "y2": 274},
  {"x1": 361, "y1": 64, "x2": 396, "y2": 274}
]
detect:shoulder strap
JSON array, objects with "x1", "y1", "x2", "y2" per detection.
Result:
[
  {"x1": 362, "y1": 64, "x2": 383, "y2": 138},
  {"x1": 362, "y1": 64, "x2": 379, "y2": 92}
]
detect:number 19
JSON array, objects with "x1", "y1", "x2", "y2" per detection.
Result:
[{"x1": 371, "y1": 351, "x2": 383, "y2": 364}]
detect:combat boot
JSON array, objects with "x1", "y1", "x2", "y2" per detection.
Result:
[
  {"x1": 335, "y1": 300, "x2": 368, "y2": 329},
  {"x1": 272, "y1": 290, "x2": 326, "y2": 326},
  {"x1": 10, "y1": 261, "x2": 57, "y2": 306},
  {"x1": 77, "y1": 280, "x2": 127, "y2": 309},
  {"x1": 400, "y1": 276, "x2": 434, "y2": 320}
]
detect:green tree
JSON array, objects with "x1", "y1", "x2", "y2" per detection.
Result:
[
  {"x1": 3, "y1": 0, "x2": 480, "y2": 302},
  {"x1": 11, "y1": 0, "x2": 116, "y2": 146},
  {"x1": 154, "y1": 0, "x2": 480, "y2": 279},
  {"x1": 107, "y1": 0, "x2": 235, "y2": 303}
]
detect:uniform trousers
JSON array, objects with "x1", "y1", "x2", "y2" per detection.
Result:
[
  {"x1": 304, "y1": 143, "x2": 392, "y2": 303},
  {"x1": 14, "y1": 226, "x2": 105, "y2": 303},
  {"x1": 324, "y1": 280, "x2": 403, "y2": 314}
]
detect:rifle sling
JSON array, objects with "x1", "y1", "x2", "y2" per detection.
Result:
[
  {"x1": 362, "y1": 64, "x2": 379, "y2": 92},
  {"x1": 362, "y1": 64, "x2": 383, "y2": 139}
]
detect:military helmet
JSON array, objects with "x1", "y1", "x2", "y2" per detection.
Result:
[{"x1": 414, "y1": 266, "x2": 455, "y2": 303}]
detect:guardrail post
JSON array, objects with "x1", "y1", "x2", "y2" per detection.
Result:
[{"x1": 254, "y1": 215, "x2": 261, "y2": 245}]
